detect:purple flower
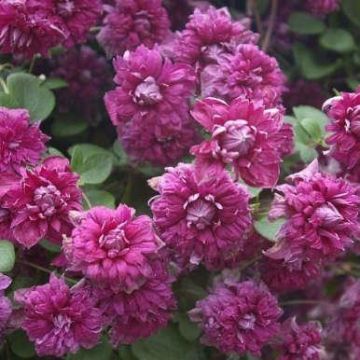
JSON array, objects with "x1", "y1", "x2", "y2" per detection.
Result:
[
  {"x1": 189, "y1": 279, "x2": 282, "y2": 356},
  {"x1": 174, "y1": 6, "x2": 258, "y2": 67},
  {"x1": 278, "y1": 317, "x2": 324, "y2": 360},
  {"x1": 201, "y1": 44, "x2": 287, "y2": 108},
  {"x1": 105, "y1": 45, "x2": 195, "y2": 130},
  {"x1": 0, "y1": 0, "x2": 101, "y2": 58},
  {"x1": 327, "y1": 279, "x2": 360, "y2": 351},
  {"x1": 15, "y1": 275, "x2": 102, "y2": 357},
  {"x1": 3, "y1": 156, "x2": 82, "y2": 248},
  {"x1": 118, "y1": 114, "x2": 198, "y2": 166},
  {"x1": 191, "y1": 97, "x2": 293, "y2": 188},
  {"x1": 51, "y1": 46, "x2": 111, "y2": 123},
  {"x1": 0, "y1": 273, "x2": 12, "y2": 342},
  {"x1": 0, "y1": 107, "x2": 48, "y2": 173},
  {"x1": 305, "y1": 0, "x2": 340, "y2": 16},
  {"x1": 266, "y1": 160, "x2": 360, "y2": 263},
  {"x1": 324, "y1": 92, "x2": 360, "y2": 178},
  {"x1": 65, "y1": 204, "x2": 165, "y2": 293},
  {"x1": 260, "y1": 257, "x2": 322, "y2": 294},
  {"x1": 91, "y1": 264, "x2": 176, "y2": 345},
  {"x1": 97, "y1": 0, "x2": 170, "y2": 57},
  {"x1": 149, "y1": 163, "x2": 251, "y2": 271},
  {"x1": 0, "y1": 1, "x2": 65, "y2": 58}
]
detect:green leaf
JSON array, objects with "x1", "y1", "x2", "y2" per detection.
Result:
[
  {"x1": 52, "y1": 116, "x2": 88, "y2": 137},
  {"x1": 346, "y1": 78, "x2": 360, "y2": 90},
  {"x1": 320, "y1": 28, "x2": 355, "y2": 53},
  {"x1": 293, "y1": 43, "x2": 341, "y2": 79},
  {"x1": 47, "y1": 147, "x2": 65, "y2": 157},
  {"x1": 67, "y1": 337, "x2": 113, "y2": 360},
  {"x1": 8, "y1": 331, "x2": 36, "y2": 358},
  {"x1": 342, "y1": 0, "x2": 360, "y2": 27},
  {"x1": 85, "y1": 190, "x2": 116, "y2": 209},
  {"x1": 176, "y1": 313, "x2": 201, "y2": 342},
  {"x1": 113, "y1": 141, "x2": 128, "y2": 167},
  {"x1": 6, "y1": 73, "x2": 55, "y2": 121},
  {"x1": 41, "y1": 77, "x2": 68, "y2": 90},
  {"x1": 39, "y1": 239, "x2": 61, "y2": 253},
  {"x1": 132, "y1": 325, "x2": 198, "y2": 360},
  {"x1": 254, "y1": 218, "x2": 285, "y2": 242},
  {"x1": 0, "y1": 240, "x2": 15, "y2": 272},
  {"x1": 297, "y1": 142, "x2": 318, "y2": 163},
  {"x1": 71, "y1": 144, "x2": 113, "y2": 185},
  {"x1": 293, "y1": 106, "x2": 329, "y2": 132},
  {"x1": 288, "y1": 12, "x2": 326, "y2": 35}
]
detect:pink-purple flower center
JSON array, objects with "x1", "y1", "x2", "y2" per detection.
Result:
[
  {"x1": 213, "y1": 120, "x2": 255, "y2": 161},
  {"x1": 184, "y1": 193, "x2": 222, "y2": 230},
  {"x1": 53, "y1": 313, "x2": 72, "y2": 334},
  {"x1": 33, "y1": 185, "x2": 63, "y2": 218},
  {"x1": 345, "y1": 105, "x2": 360, "y2": 137},
  {"x1": 238, "y1": 313, "x2": 256, "y2": 330},
  {"x1": 133, "y1": 76, "x2": 163, "y2": 106},
  {"x1": 99, "y1": 222, "x2": 130, "y2": 258},
  {"x1": 57, "y1": 0, "x2": 76, "y2": 18},
  {"x1": 133, "y1": 10, "x2": 153, "y2": 37},
  {"x1": 310, "y1": 203, "x2": 344, "y2": 227}
]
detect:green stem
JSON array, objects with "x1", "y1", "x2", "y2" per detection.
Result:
[
  {"x1": 82, "y1": 192, "x2": 92, "y2": 209},
  {"x1": 0, "y1": 78, "x2": 9, "y2": 94},
  {"x1": 28, "y1": 55, "x2": 37, "y2": 74},
  {"x1": 262, "y1": 0, "x2": 278, "y2": 52}
]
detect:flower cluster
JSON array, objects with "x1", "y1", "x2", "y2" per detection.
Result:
[
  {"x1": 189, "y1": 279, "x2": 282, "y2": 356},
  {"x1": 266, "y1": 160, "x2": 360, "y2": 265},
  {"x1": 277, "y1": 318, "x2": 324, "y2": 360},
  {"x1": 97, "y1": 0, "x2": 171, "y2": 57},
  {"x1": 15, "y1": 275, "x2": 102, "y2": 357},
  {"x1": 149, "y1": 163, "x2": 251, "y2": 271},
  {"x1": 0, "y1": 107, "x2": 48, "y2": 173},
  {"x1": 305, "y1": 0, "x2": 341, "y2": 16},
  {"x1": 105, "y1": 45, "x2": 198, "y2": 166},
  {"x1": 324, "y1": 91, "x2": 360, "y2": 181},
  {"x1": 0, "y1": 0, "x2": 102, "y2": 58},
  {"x1": 2, "y1": 156, "x2": 82, "y2": 248},
  {"x1": 0, "y1": 274, "x2": 12, "y2": 342},
  {"x1": 51, "y1": 46, "x2": 112, "y2": 123},
  {"x1": 191, "y1": 97, "x2": 293, "y2": 187},
  {"x1": 64, "y1": 204, "x2": 176, "y2": 346}
]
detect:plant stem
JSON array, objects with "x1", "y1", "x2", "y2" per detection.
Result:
[
  {"x1": 281, "y1": 299, "x2": 325, "y2": 306},
  {"x1": 262, "y1": 0, "x2": 278, "y2": 52},
  {"x1": 0, "y1": 77, "x2": 9, "y2": 94},
  {"x1": 28, "y1": 55, "x2": 37, "y2": 74},
  {"x1": 82, "y1": 192, "x2": 92, "y2": 209},
  {"x1": 18, "y1": 260, "x2": 77, "y2": 284},
  {"x1": 250, "y1": 0, "x2": 264, "y2": 37}
]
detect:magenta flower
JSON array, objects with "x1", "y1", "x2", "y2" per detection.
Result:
[
  {"x1": 51, "y1": 46, "x2": 111, "y2": 123},
  {"x1": 201, "y1": 44, "x2": 287, "y2": 107},
  {"x1": 305, "y1": 0, "x2": 340, "y2": 15},
  {"x1": 0, "y1": 107, "x2": 48, "y2": 173},
  {"x1": 97, "y1": 0, "x2": 170, "y2": 57},
  {"x1": 52, "y1": 0, "x2": 102, "y2": 47},
  {"x1": 92, "y1": 264, "x2": 176, "y2": 345},
  {"x1": 118, "y1": 114, "x2": 198, "y2": 166},
  {"x1": 189, "y1": 279, "x2": 282, "y2": 356},
  {"x1": 174, "y1": 6, "x2": 258, "y2": 66},
  {"x1": 15, "y1": 275, "x2": 102, "y2": 357},
  {"x1": 260, "y1": 257, "x2": 322, "y2": 294},
  {"x1": 191, "y1": 97, "x2": 293, "y2": 188},
  {"x1": 327, "y1": 279, "x2": 360, "y2": 350},
  {"x1": 149, "y1": 163, "x2": 251, "y2": 271},
  {"x1": 0, "y1": 1, "x2": 65, "y2": 57},
  {"x1": 0, "y1": 273, "x2": 12, "y2": 342},
  {"x1": 266, "y1": 160, "x2": 360, "y2": 263},
  {"x1": 65, "y1": 204, "x2": 165, "y2": 293},
  {"x1": 3, "y1": 156, "x2": 82, "y2": 248},
  {"x1": 324, "y1": 92, "x2": 360, "y2": 176},
  {"x1": 104, "y1": 45, "x2": 195, "y2": 130},
  {"x1": 278, "y1": 318, "x2": 324, "y2": 360}
]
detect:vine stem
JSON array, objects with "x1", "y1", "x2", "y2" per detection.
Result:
[
  {"x1": 28, "y1": 55, "x2": 38, "y2": 74},
  {"x1": 280, "y1": 300, "x2": 325, "y2": 306},
  {"x1": 262, "y1": 0, "x2": 278, "y2": 52},
  {"x1": 82, "y1": 192, "x2": 92, "y2": 209},
  {"x1": 250, "y1": 0, "x2": 264, "y2": 37},
  {"x1": 18, "y1": 260, "x2": 77, "y2": 285}
]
